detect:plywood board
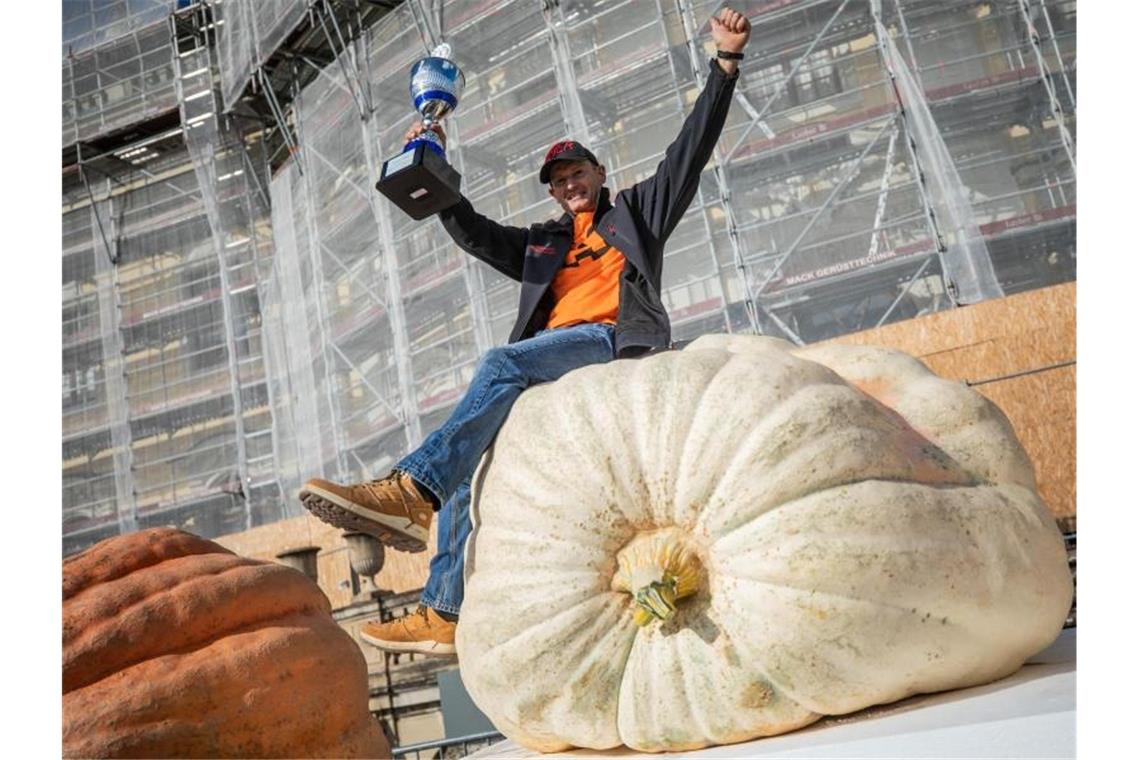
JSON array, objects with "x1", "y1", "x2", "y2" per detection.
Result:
[
  {"x1": 920, "y1": 323, "x2": 1074, "y2": 383},
  {"x1": 829, "y1": 281, "x2": 1075, "y2": 364},
  {"x1": 974, "y1": 366, "x2": 1076, "y2": 519},
  {"x1": 821, "y1": 282, "x2": 1076, "y2": 520}
]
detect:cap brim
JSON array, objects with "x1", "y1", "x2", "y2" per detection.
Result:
[{"x1": 539, "y1": 155, "x2": 597, "y2": 184}]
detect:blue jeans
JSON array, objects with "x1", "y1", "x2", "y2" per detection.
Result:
[{"x1": 397, "y1": 322, "x2": 617, "y2": 615}]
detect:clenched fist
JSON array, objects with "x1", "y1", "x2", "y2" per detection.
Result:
[{"x1": 710, "y1": 6, "x2": 752, "y2": 75}]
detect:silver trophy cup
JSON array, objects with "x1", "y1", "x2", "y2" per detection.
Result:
[{"x1": 376, "y1": 43, "x2": 466, "y2": 220}]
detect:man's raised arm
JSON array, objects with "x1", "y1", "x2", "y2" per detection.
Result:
[{"x1": 627, "y1": 6, "x2": 752, "y2": 244}]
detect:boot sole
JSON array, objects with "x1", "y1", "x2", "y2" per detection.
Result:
[
  {"x1": 299, "y1": 486, "x2": 428, "y2": 554},
  {"x1": 359, "y1": 629, "x2": 457, "y2": 655}
]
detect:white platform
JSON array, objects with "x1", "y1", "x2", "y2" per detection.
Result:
[{"x1": 469, "y1": 628, "x2": 1075, "y2": 759}]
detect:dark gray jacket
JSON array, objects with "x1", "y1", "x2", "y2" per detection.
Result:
[{"x1": 438, "y1": 59, "x2": 739, "y2": 358}]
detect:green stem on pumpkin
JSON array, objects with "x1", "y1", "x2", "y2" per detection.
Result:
[
  {"x1": 613, "y1": 528, "x2": 704, "y2": 627},
  {"x1": 632, "y1": 576, "x2": 679, "y2": 626}
]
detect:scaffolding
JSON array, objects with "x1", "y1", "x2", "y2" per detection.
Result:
[
  {"x1": 64, "y1": 9, "x2": 180, "y2": 145},
  {"x1": 212, "y1": 0, "x2": 309, "y2": 110},
  {"x1": 63, "y1": 0, "x2": 1076, "y2": 556},
  {"x1": 62, "y1": 2, "x2": 282, "y2": 556}
]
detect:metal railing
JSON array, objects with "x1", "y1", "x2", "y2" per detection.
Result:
[
  {"x1": 392, "y1": 730, "x2": 505, "y2": 760},
  {"x1": 1062, "y1": 529, "x2": 1076, "y2": 629}
]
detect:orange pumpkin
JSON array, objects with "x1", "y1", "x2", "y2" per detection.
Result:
[{"x1": 63, "y1": 527, "x2": 389, "y2": 759}]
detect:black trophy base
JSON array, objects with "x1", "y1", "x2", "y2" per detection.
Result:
[{"x1": 375, "y1": 143, "x2": 462, "y2": 220}]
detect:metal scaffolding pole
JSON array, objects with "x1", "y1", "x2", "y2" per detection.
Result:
[
  {"x1": 258, "y1": 66, "x2": 302, "y2": 171},
  {"x1": 91, "y1": 179, "x2": 140, "y2": 535},
  {"x1": 253, "y1": 259, "x2": 291, "y2": 509},
  {"x1": 235, "y1": 124, "x2": 271, "y2": 212},
  {"x1": 875, "y1": 253, "x2": 935, "y2": 328},
  {"x1": 890, "y1": 0, "x2": 924, "y2": 91},
  {"x1": 408, "y1": 0, "x2": 440, "y2": 53},
  {"x1": 317, "y1": 238, "x2": 389, "y2": 319},
  {"x1": 676, "y1": 0, "x2": 765, "y2": 337},
  {"x1": 544, "y1": 0, "x2": 590, "y2": 143},
  {"x1": 725, "y1": 0, "x2": 852, "y2": 163},
  {"x1": 293, "y1": 67, "x2": 353, "y2": 482},
  {"x1": 316, "y1": 0, "x2": 370, "y2": 119},
  {"x1": 77, "y1": 159, "x2": 116, "y2": 265},
  {"x1": 1016, "y1": 0, "x2": 1076, "y2": 174},
  {"x1": 357, "y1": 22, "x2": 425, "y2": 453},
  {"x1": 866, "y1": 125, "x2": 899, "y2": 261},
  {"x1": 871, "y1": 4, "x2": 951, "y2": 308},
  {"x1": 655, "y1": 0, "x2": 731, "y2": 334},
  {"x1": 1036, "y1": 0, "x2": 1075, "y2": 110},
  {"x1": 751, "y1": 116, "x2": 896, "y2": 295},
  {"x1": 170, "y1": 11, "x2": 253, "y2": 525}
]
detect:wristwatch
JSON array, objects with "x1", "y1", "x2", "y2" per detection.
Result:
[{"x1": 716, "y1": 50, "x2": 744, "y2": 60}]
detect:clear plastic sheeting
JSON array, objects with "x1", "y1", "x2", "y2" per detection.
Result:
[
  {"x1": 64, "y1": 16, "x2": 178, "y2": 145},
  {"x1": 263, "y1": 162, "x2": 338, "y2": 500},
  {"x1": 63, "y1": 183, "x2": 137, "y2": 553},
  {"x1": 63, "y1": 0, "x2": 1076, "y2": 554},
  {"x1": 212, "y1": 0, "x2": 308, "y2": 112},
  {"x1": 259, "y1": 0, "x2": 1077, "y2": 488},
  {"x1": 877, "y1": 18, "x2": 1003, "y2": 304},
  {"x1": 61, "y1": 15, "x2": 278, "y2": 556},
  {"x1": 177, "y1": 34, "x2": 281, "y2": 528},
  {"x1": 282, "y1": 44, "x2": 422, "y2": 486},
  {"x1": 92, "y1": 191, "x2": 140, "y2": 541},
  {"x1": 63, "y1": 60, "x2": 78, "y2": 148},
  {"x1": 63, "y1": 0, "x2": 176, "y2": 57},
  {"x1": 884, "y1": 0, "x2": 1076, "y2": 297}
]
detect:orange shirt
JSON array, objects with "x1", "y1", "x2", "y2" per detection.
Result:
[{"x1": 546, "y1": 212, "x2": 627, "y2": 329}]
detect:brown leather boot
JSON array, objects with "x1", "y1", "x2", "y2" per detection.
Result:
[
  {"x1": 300, "y1": 471, "x2": 433, "y2": 553},
  {"x1": 359, "y1": 606, "x2": 457, "y2": 655}
]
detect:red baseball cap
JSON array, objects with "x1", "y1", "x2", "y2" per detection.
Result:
[{"x1": 539, "y1": 140, "x2": 600, "y2": 184}]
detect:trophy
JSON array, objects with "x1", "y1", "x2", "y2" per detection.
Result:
[{"x1": 375, "y1": 43, "x2": 466, "y2": 220}]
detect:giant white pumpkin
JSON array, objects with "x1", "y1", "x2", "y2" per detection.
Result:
[{"x1": 456, "y1": 335, "x2": 1072, "y2": 753}]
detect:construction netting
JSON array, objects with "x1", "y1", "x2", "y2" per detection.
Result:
[
  {"x1": 64, "y1": 0, "x2": 1076, "y2": 553},
  {"x1": 212, "y1": 0, "x2": 309, "y2": 112},
  {"x1": 63, "y1": 0, "x2": 176, "y2": 56},
  {"x1": 64, "y1": 12, "x2": 179, "y2": 145},
  {"x1": 63, "y1": 7, "x2": 280, "y2": 556},
  {"x1": 258, "y1": 0, "x2": 1074, "y2": 488}
]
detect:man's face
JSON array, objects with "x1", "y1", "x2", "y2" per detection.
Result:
[{"x1": 548, "y1": 159, "x2": 606, "y2": 215}]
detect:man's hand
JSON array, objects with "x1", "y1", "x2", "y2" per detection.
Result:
[
  {"x1": 710, "y1": 6, "x2": 752, "y2": 75},
  {"x1": 404, "y1": 120, "x2": 447, "y2": 150}
]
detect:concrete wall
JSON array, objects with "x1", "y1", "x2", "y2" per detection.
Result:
[{"x1": 213, "y1": 512, "x2": 434, "y2": 609}]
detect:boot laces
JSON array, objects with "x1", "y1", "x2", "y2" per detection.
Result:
[
  {"x1": 361, "y1": 474, "x2": 408, "y2": 504},
  {"x1": 403, "y1": 605, "x2": 431, "y2": 632}
]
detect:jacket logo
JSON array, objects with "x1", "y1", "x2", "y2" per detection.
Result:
[
  {"x1": 563, "y1": 222, "x2": 613, "y2": 269},
  {"x1": 563, "y1": 243, "x2": 613, "y2": 269},
  {"x1": 527, "y1": 244, "x2": 557, "y2": 256}
]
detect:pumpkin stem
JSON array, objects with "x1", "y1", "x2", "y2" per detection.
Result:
[
  {"x1": 634, "y1": 577, "x2": 679, "y2": 624},
  {"x1": 612, "y1": 528, "x2": 703, "y2": 627}
]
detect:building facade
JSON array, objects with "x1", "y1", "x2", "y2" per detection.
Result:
[{"x1": 63, "y1": 0, "x2": 1076, "y2": 553}]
